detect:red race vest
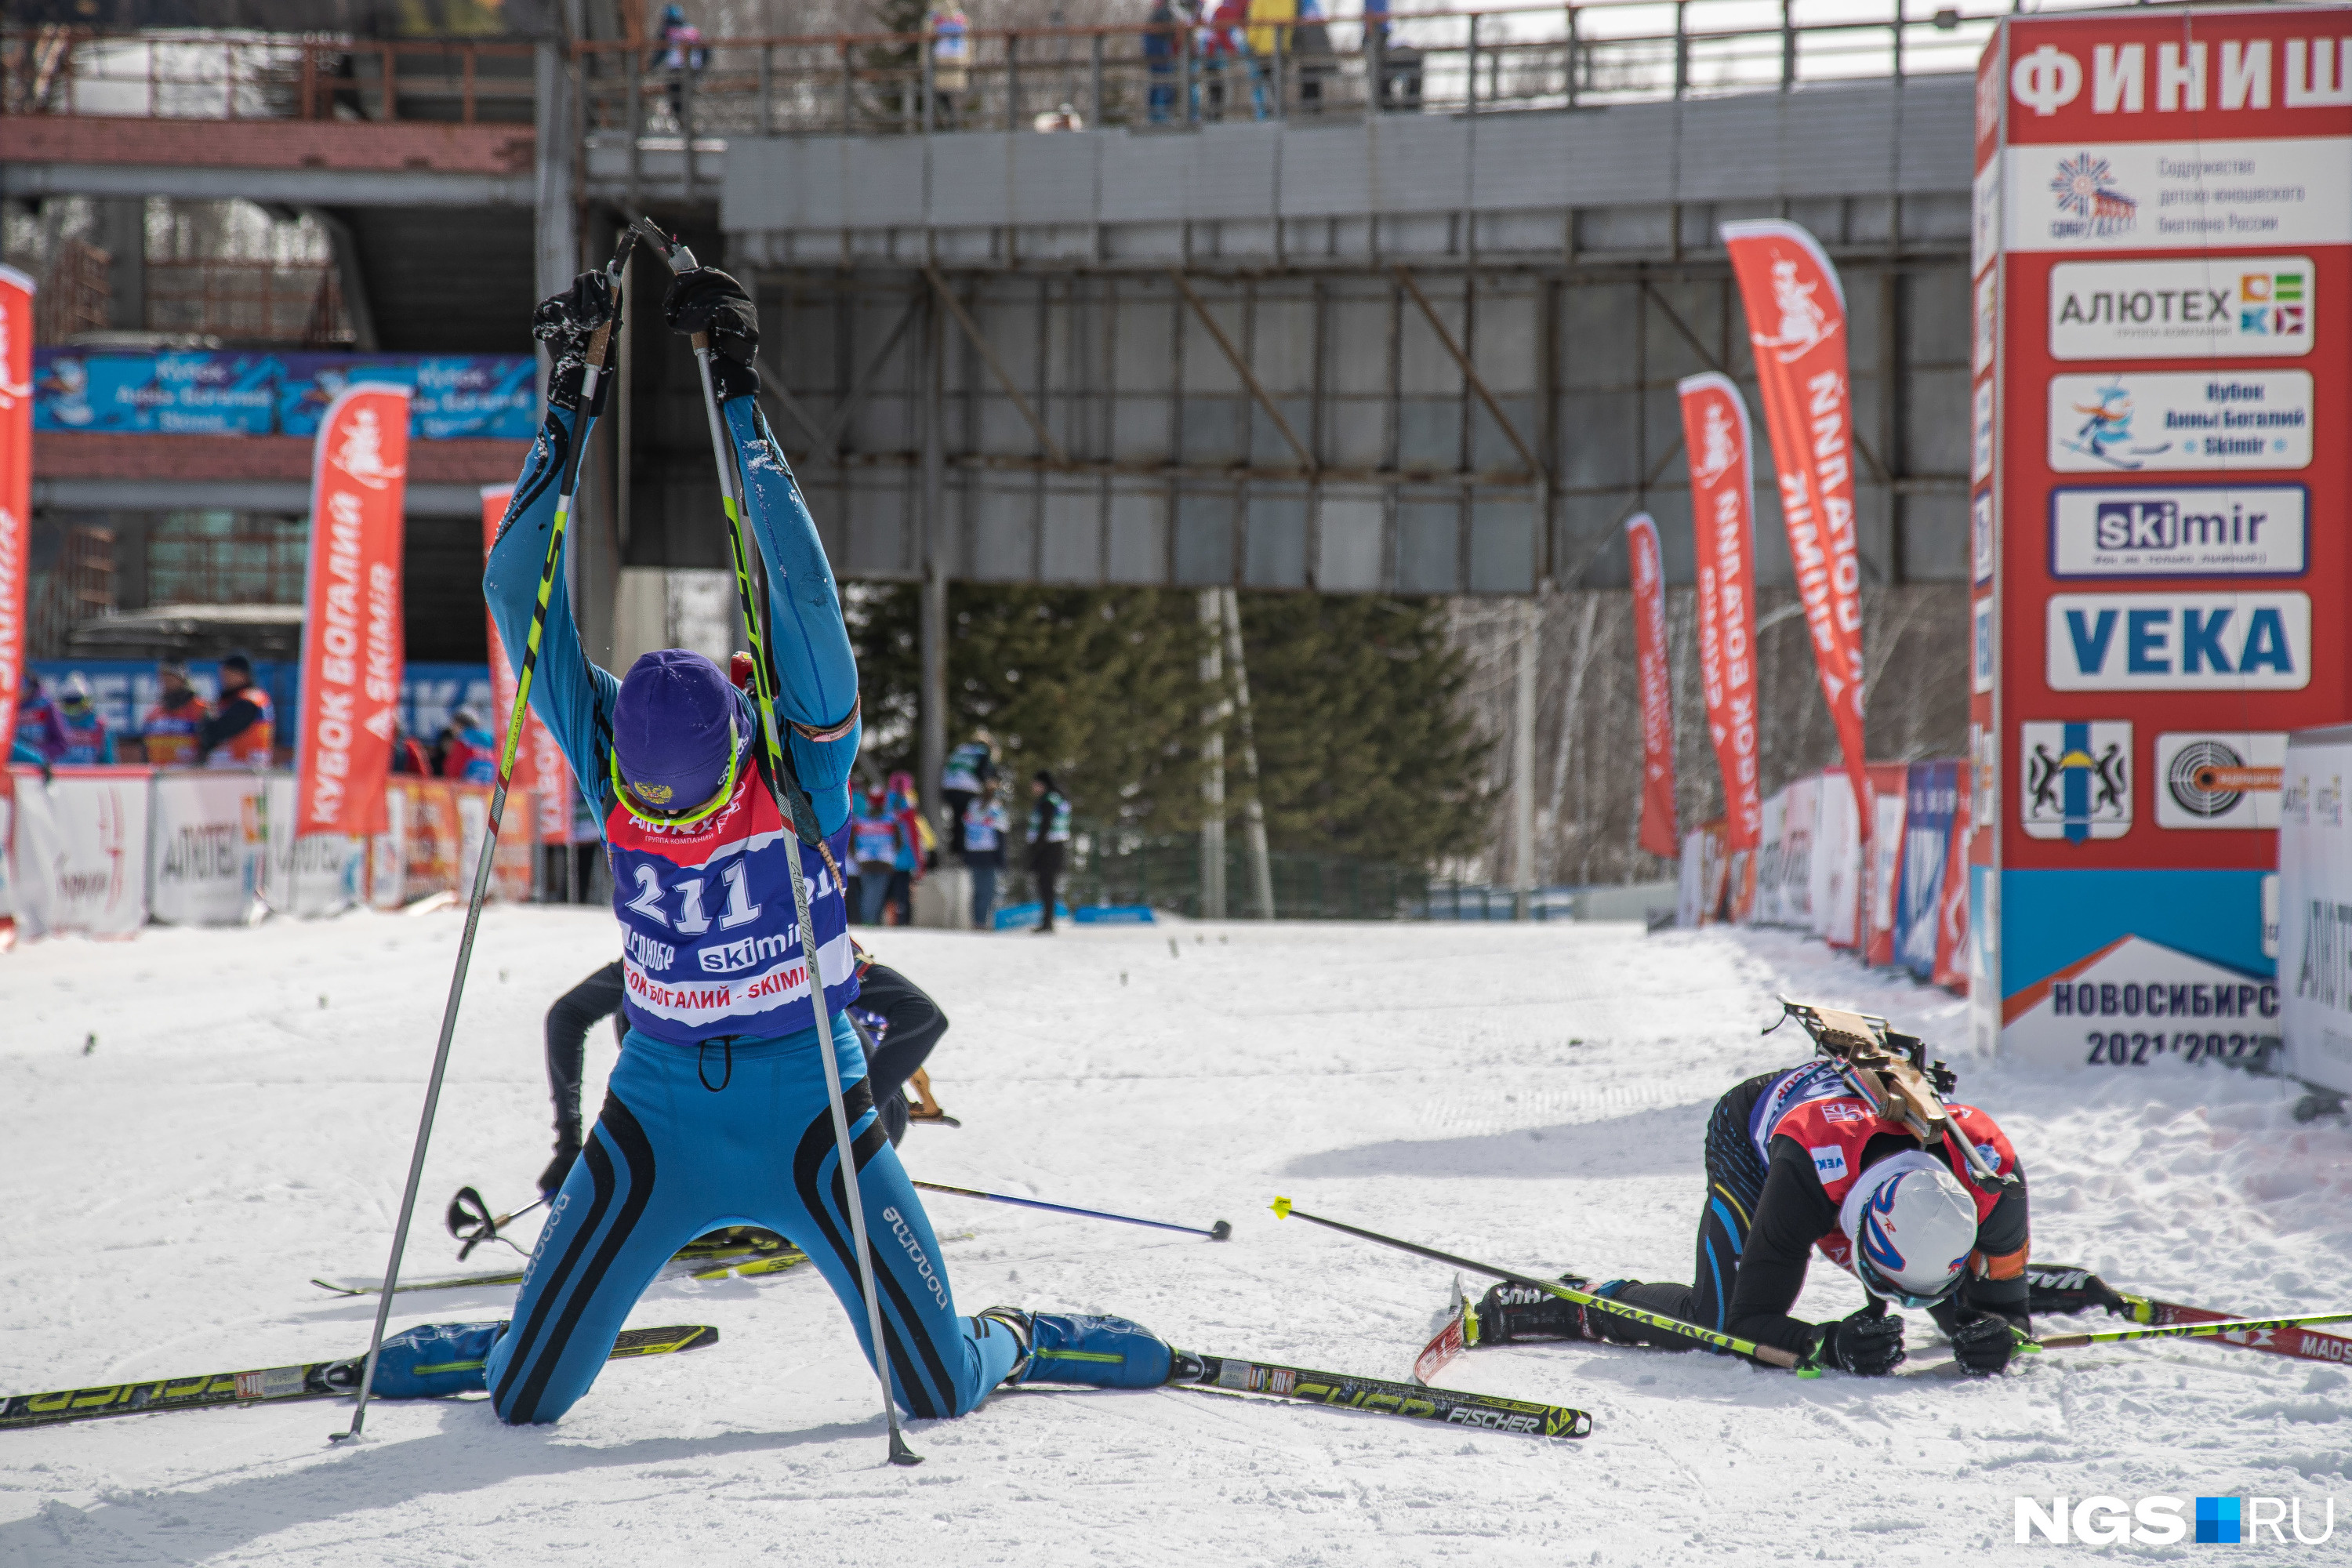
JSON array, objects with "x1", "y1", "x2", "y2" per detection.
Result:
[
  {"x1": 208, "y1": 688, "x2": 274, "y2": 768},
  {"x1": 141, "y1": 696, "x2": 207, "y2": 767},
  {"x1": 1769, "y1": 1095, "x2": 2018, "y2": 1277}
]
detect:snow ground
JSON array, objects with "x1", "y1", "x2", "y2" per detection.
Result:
[{"x1": 2, "y1": 911, "x2": 2348, "y2": 1566}]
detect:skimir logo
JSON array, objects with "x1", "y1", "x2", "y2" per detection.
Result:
[
  {"x1": 2050, "y1": 152, "x2": 2137, "y2": 239},
  {"x1": 2014, "y1": 1494, "x2": 2336, "y2": 1546}
]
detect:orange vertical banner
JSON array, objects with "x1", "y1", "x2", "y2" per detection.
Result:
[
  {"x1": 1721, "y1": 220, "x2": 1868, "y2": 826},
  {"x1": 1625, "y1": 511, "x2": 1679, "y2": 860},
  {"x1": 0, "y1": 265, "x2": 32, "y2": 764},
  {"x1": 481, "y1": 484, "x2": 574, "y2": 844},
  {"x1": 1676, "y1": 371, "x2": 1763, "y2": 853},
  {"x1": 295, "y1": 383, "x2": 409, "y2": 837}
]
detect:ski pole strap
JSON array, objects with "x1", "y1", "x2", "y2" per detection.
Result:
[
  {"x1": 2032, "y1": 1309, "x2": 2352, "y2": 1351},
  {"x1": 1269, "y1": 1198, "x2": 1801, "y2": 1370}
]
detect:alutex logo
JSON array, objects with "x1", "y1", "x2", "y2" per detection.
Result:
[{"x1": 2014, "y1": 1494, "x2": 2336, "y2": 1545}]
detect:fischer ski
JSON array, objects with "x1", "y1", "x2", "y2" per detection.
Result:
[
  {"x1": 1412, "y1": 1275, "x2": 1475, "y2": 1385},
  {"x1": 1166, "y1": 1349, "x2": 1590, "y2": 1438},
  {"x1": 2, "y1": 1323, "x2": 717, "y2": 1432}
]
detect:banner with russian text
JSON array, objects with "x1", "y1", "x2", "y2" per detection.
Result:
[
  {"x1": 0, "y1": 265, "x2": 33, "y2": 768},
  {"x1": 1676, "y1": 371, "x2": 1764, "y2": 852},
  {"x1": 293, "y1": 383, "x2": 408, "y2": 837},
  {"x1": 481, "y1": 484, "x2": 574, "y2": 844},
  {"x1": 1626, "y1": 512, "x2": 1679, "y2": 859},
  {"x1": 1722, "y1": 220, "x2": 1869, "y2": 826}
]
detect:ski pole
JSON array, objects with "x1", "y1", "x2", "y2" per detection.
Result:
[
  {"x1": 1269, "y1": 1197, "x2": 1804, "y2": 1370},
  {"x1": 336, "y1": 230, "x2": 640, "y2": 1446},
  {"x1": 2031, "y1": 1310, "x2": 2352, "y2": 1352},
  {"x1": 632, "y1": 217, "x2": 917, "y2": 1468},
  {"x1": 445, "y1": 1185, "x2": 548, "y2": 1261},
  {"x1": 913, "y1": 1181, "x2": 1232, "y2": 1240}
]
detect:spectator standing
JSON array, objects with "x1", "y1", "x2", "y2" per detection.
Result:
[
  {"x1": 1293, "y1": 0, "x2": 1333, "y2": 111},
  {"x1": 441, "y1": 708, "x2": 499, "y2": 784},
  {"x1": 850, "y1": 781, "x2": 907, "y2": 925},
  {"x1": 1144, "y1": 0, "x2": 1181, "y2": 124},
  {"x1": 198, "y1": 653, "x2": 272, "y2": 768},
  {"x1": 1245, "y1": 0, "x2": 1294, "y2": 116},
  {"x1": 1199, "y1": 0, "x2": 1242, "y2": 118},
  {"x1": 652, "y1": 3, "x2": 706, "y2": 130},
  {"x1": 929, "y1": 5, "x2": 970, "y2": 129},
  {"x1": 962, "y1": 784, "x2": 1008, "y2": 930},
  {"x1": 1027, "y1": 768, "x2": 1072, "y2": 935},
  {"x1": 939, "y1": 727, "x2": 997, "y2": 855},
  {"x1": 140, "y1": 662, "x2": 209, "y2": 767},
  {"x1": 886, "y1": 769, "x2": 931, "y2": 926},
  {"x1": 389, "y1": 717, "x2": 433, "y2": 775},
  {"x1": 52, "y1": 673, "x2": 114, "y2": 764},
  {"x1": 14, "y1": 673, "x2": 67, "y2": 765}
]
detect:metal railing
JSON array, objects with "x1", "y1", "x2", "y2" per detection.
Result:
[
  {"x1": 579, "y1": 0, "x2": 2056, "y2": 144},
  {"x1": 2, "y1": 27, "x2": 535, "y2": 123}
]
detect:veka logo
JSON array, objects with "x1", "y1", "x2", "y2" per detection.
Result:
[
  {"x1": 2045, "y1": 593, "x2": 2310, "y2": 690},
  {"x1": 2015, "y1": 1494, "x2": 2335, "y2": 1545}
]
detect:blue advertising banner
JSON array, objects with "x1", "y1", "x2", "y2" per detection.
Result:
[
  {"x1": 1894, "y1": 760, "x2": 1958, "y2": 982},
  {"x1": 34, "y1": 352, "x2": 281, "y2": 435},
  {"x1": 30, "y1": 659, "x2": 490, "y2": 753},
  {"x1": 33, "y1": 350, "x2": 535, "y2": 441}
]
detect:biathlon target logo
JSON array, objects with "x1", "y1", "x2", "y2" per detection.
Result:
[{"x1": 2154, "y1": 732, "x2": 2285, "y2": 830}]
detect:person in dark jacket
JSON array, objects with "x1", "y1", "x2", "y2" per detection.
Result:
[
  {"x1": 535, "y1": 945, "x2": 953, "y2": 1196},
  {"x1": 197, "y1": 652, "x2": 273, "y2": 768},
  {"x1": 1027, "y1": 769, "x2": 1071, "y2": 934}
]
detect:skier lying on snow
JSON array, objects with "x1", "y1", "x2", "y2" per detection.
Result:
[
  {"x1": 537, "y1": 940, "x2": 954, "y2": 1197},
  {"x1": 1468, "y1": 1058, "x2": 2029, "y2": 1377},
  {"x1": 368, "y1": 265, "x2": 1171, "y2": 1424}
]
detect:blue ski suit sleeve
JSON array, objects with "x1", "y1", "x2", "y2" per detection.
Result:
[
  {"x1": 483, "y1": 408, "x2": 620, "y2": 799},
  {"x1": 726, "y1": 396, "x2": 859, "y2": 837}
]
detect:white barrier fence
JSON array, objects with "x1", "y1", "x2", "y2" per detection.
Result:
[{"x1": 3, "y1": 767, "x2": 540, "y2": 942}]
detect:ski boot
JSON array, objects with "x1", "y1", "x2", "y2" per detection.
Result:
[
  {"x1": 905, "y1": 1067, "x2": 960, "y2": 1126},
  {"x1": 1471, "y1": 1276, "x2": 1620, "y2": 1346},
  {"x1": 980, "y1": 1308, "x2": 1174, "y2": 1388},
  {"x1": 365, "y1": 1320, "x2": 506, "y2": 1398}
]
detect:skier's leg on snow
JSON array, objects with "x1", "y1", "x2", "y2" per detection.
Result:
[
  {"x1": 756, "y1": 1014, "x2": 1023, "y2": 1417},
  {"x1": 481, "y1": 1081, "x2": 718, "y2": 1425}
]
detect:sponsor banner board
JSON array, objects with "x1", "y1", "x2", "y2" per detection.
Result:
[
  {"x1": 1976, "y1": 8, "x2": 2352, "y2": 1066},
  {"x1": 2047, "y1": 371, "x2": 2313, "y2": 471},
  {"x1": 148, "y1": 772, "x2": 263, "y2": 925},
  {"x1": 2280, "y1": 724, "x2": 2352, "y2": 1096},
  {"x1": 2048, "y1": 484, "x2": 2307, "y2": 576},
  {"x1": 2047, "y1": 255, "x2": 2315, "y2": 358}
]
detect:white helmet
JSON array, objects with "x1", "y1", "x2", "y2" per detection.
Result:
[{"x1": 1838, "y1": 1152, "x2": 1976, "y2": 1308}]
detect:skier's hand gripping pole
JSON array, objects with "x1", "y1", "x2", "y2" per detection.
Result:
[
  {"x1": 336, "y1": 231, "x2": 641, "y2": 1445},
  {"x1": 630, "y1": 216, "x2": 918, "y2": 1467},
  {"x1": 1269, "y1": 1197, "x2": 1805, "y2": 1370}
]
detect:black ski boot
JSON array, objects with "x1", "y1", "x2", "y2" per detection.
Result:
[{"x1": 1471, "y1": 1276, "x2": 1609, "y2": 1346}]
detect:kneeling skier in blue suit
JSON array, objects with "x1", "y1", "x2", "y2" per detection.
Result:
[{"x1": 372, "y1": 264, "x2": 1167, "y2": 1424}]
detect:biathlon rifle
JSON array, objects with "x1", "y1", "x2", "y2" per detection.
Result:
[{"x1": 1766, "y1": 996, "x2": 2016, "y2": 1193}]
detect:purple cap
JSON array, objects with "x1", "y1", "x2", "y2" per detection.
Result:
[{"x1": 611, "y1": 649, "x2": 750, "y2": 812}]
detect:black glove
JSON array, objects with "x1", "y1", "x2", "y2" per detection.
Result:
[
  {"x1": 2024, "y1": 1262, "x2": 2135, "y2": 1320},
  {"x1": 1949, "y1": 1312, "x2": 2020, "y2": 1377},
  {"x1": 663, "y1": 267, "x2": 760, "y2": 401},
  {"x1": 1814, "y1": 1305, "x2": 1907, "y2": 1376},
  {"x1": 532, "y1": 270, "x2": 619, "y2": 413},
  {"x1": 538, "y1": 1126, "x2": 583, "y2": 1198}
]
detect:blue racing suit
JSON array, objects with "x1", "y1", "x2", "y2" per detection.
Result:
[{"x1": 479, "y1": 394, "x2": 1022, "y2": 1425}]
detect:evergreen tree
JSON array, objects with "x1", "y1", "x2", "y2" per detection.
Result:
[
  {"x1": 848, "y1": 585, "x2": 1493, "y2": 867},
  {"x1": 1236, "y1": 593, "x2": 1493, "y2": 866}
]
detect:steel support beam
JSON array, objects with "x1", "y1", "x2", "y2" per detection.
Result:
[
  {"x1": 924, "y1": 264, "x2": 1070, "y2": 466},
  {"x1": 1167, "y1": 268, "x2": 1317, "y2": 477}
]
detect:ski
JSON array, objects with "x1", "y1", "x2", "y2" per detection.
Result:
[
  {"x1": 1, "y1": 1323, "x2": 718, "y2": 1432},
  {"x1": 314, "y1": 1232, "x2": 808, "y2": 1297},
  {"x1": 1167, "y1": 1350, "x2": 1591, "y2": 1438},
  {"x1": 1412, "y1": 1274, "x2": 1474, "y2": 1385},
  {"x1": 2030, "y1": 1262, "x2": 2352, "y2": 1368}
]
